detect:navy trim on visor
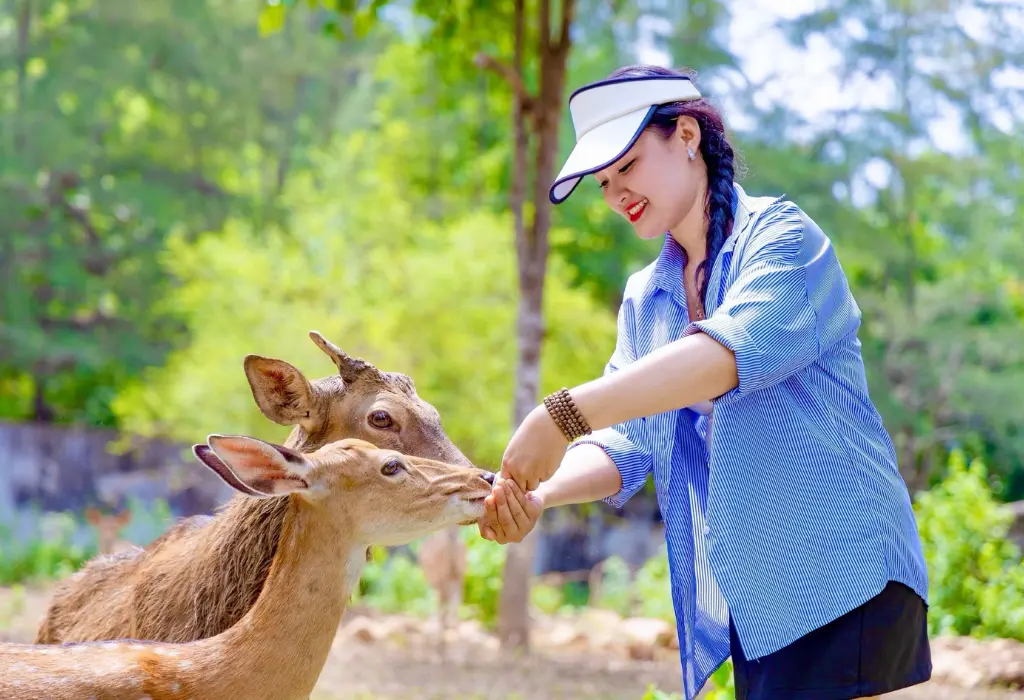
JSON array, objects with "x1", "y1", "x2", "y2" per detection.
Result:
[
  {"x1": 548, "y1": 105, "x2": 658, "y2": 205},
  {"x1": 568, "y1": 74, "x2": 695, "y2": 103}
]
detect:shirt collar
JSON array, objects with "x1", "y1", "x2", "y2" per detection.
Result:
[{"x1": 648, "y1": 182, "x2": 763, "y2": 293}]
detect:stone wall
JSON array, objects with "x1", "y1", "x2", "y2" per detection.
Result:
[{"x1": 0, "y1": 420, "x2": 234, "y2": 518}]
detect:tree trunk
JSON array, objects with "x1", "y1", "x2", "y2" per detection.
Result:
[
  {"x1": 32, "y1": 374, "x2": 54, "y2": 423},
  {"x1": 496, "y1": 0, "x2": 575, "y2": 652},
  {"x1": 15, "y1": 0, "x2": 32, "y2": 153}
]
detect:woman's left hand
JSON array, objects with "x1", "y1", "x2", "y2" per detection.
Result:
[{"x1": 500, "y1": 404, "x2": 569, "y2": 491}]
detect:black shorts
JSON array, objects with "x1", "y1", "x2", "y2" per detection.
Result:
[{"x1": 729, "y1": 581, "x2": 932, "y2": 700}]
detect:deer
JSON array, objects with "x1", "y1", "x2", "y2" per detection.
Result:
[
  {"x1": 1, "y1": 433, "x2": 494, "y2": 699},
  {"x1": 84, "y1": 507, "x2": 134, "y2": 556},
  {"x1": 416, "y1": 524, "x2": 467, "y2": 659},
  {"x1": 35, "y1": 330, "x2": 487, "y2": 645}
]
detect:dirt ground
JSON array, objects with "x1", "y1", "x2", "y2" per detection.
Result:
[{"x1": 2, "y1": 583, "x2": 1020, "y2": 700}]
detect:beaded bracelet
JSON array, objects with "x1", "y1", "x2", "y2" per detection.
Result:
[{"x1": 542, "y1": 387, "x2": 593, "y2": 442}]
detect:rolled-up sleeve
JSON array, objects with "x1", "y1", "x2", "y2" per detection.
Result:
[
  {"x1": 567, "y1": 297, "x2": 654, "y2": 508},
  {"x1": 683, "y1": 201, "x2": 859, "y2": 405}
]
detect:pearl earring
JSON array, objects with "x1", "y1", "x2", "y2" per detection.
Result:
[{"x1": 687, "y1": 148, "x2": 696, "y2": 160}]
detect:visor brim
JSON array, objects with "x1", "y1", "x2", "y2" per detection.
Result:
[{"x1": 548, "y1": 105, "x2": 656, "y2": 205}]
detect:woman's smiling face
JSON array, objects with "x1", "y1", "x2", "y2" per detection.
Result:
[{"x1": 592, "y1": 118, "x2": 705, "y2": 241}]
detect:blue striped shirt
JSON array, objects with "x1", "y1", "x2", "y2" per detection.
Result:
[{"x1": 567, "y1": 183, "x2": 929, "y2": 699}]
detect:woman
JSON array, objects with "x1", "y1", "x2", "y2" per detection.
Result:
[{"x1": 480, "y1": 65, "x2": 932, "y2": 700}]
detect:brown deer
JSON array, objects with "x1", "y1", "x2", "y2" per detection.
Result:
[
  {"x1": 1, "y1": 433, "x2": 494, "y2": 699},
  {"x1": 84, "y1": 507, "x2": 134, "y2": 556},
  {"x1": 35, "y1": 331, "x2": 483, "y2": 645},
  {"x1": 416, "y1": 524, "x2": 467, "y2": 658}
]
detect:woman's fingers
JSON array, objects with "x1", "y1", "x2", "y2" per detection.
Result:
[
  {"x1": 502, "y1": 480, "x2": 532, "y2": 533},
  {"x1": 493, "y1": 482, "x2": 519, "y2": 538},
  {"x1": 484, "y1": 491, "x2": 506, "y2": 542}
]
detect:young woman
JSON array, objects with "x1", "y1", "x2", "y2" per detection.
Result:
[{"x1": 480, "y1": 65, "x2": 932, "y2": 700}]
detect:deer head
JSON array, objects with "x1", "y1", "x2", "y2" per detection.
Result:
[
  {"x1": 194, "y1": 434, "x2": 493, "y2": 544},
  {"x1": 84, "y1": 506, "x2": 132, "y2": 555},
  {"x1": 243, "y1": 331, "x2": 470, "y2": 466}
]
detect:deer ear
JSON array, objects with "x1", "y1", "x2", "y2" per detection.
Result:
[
  {"x1": 243, "y1": 355, "x2": 316, "y2": 427},
  {"x1": 195, "y1": 435, "x2": 312, "y2": 497}
]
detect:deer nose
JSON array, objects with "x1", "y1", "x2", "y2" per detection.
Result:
[{"x1": 480, "y1": 470, "x2": 496, "y2": 485}]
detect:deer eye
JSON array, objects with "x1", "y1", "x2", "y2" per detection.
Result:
[
  {"x1": 381, "y1": 458, "x2": 404, "y2": 477},
  {"x1": 369, "y1": 410, "x2": 393, "y2": 429}
]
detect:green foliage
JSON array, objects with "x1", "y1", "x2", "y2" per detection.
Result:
[
  {"x1": 353, "y1": 529, "x2": 507, "y2": 628},
  {"x1": 706, "y1": 660, "x2": 737, "y2": 700},
  {"x1": 0, "y1": 513, "x2": 94, "y2": 585},
  {"x1": 641, "y1": 685, "x2": 682, "y2": 700},
  {"x1": 460, "y1": 528, "x2": 508, "y2": 628},
  {"x1": 590, "y1": 555, "x2": 633, "y2": 616},
  {"x1": 356, "y1": 544, "x2": 435, "y2": 617},
  {"x1": 633, "y1": 549, "x2": 676, "y2": 623},
  {"x1": 914, "y1": 449, "x2": 1024, "y2": 641},
  {"x1": 110, "y1": 137, "x2": 617, "y2": 468}
]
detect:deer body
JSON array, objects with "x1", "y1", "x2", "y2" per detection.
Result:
[
  {"x1": 5, "y1": 435, "x2": 493, "y2": 699},
  {"x1": 418, "y1": 524, "x2": 466, "y2": 649},
  {"x1": 36, "y1": 332, "x2": 482, "y2": 645}
]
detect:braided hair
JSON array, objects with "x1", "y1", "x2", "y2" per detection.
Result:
[{"x1": 608, "y1": 65, "x2": 740, "y2": 307}]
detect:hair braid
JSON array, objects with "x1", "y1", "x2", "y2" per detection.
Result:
[{"x1": 695, "y1": 125, "x2": 737, "y2": 306}]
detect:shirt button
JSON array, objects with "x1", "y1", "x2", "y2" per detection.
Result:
[{"x1": 703, "y1": 525, "x2": 710, "y2": 536}]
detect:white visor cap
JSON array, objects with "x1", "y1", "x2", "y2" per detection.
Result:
[{"x1": 549, "y1": 76, "x2": 702, "y2": 205}]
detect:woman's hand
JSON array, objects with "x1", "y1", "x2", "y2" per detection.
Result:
[
  {"x1": 499, "y1": 404, "x2": 568, "y2": 491},
  {"x1": 478, "y1": 476, "x2": 544, "y2": 544}
]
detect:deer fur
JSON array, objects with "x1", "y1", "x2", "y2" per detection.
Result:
[
  {"x1": 417, "y1": 524, "x2": 467, "y2": 657},
  {"x1": 2, "y1": 434, "x2": 494, "y2": 699},
  {"x1": 36, "y1": 331, "x2": 479, "y2": 645}
]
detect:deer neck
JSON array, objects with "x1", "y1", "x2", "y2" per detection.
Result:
[{"x1": 201, "y1": 497, "x2": 364, "y2": 699}]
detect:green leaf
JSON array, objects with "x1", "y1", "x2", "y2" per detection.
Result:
[{"x1": 257, "y1": 3, "x2": 287, "y2": 36}]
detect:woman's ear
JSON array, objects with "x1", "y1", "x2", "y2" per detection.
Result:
[{"x1": 674, "y1": 115, "x2": 702, "y2": 157}]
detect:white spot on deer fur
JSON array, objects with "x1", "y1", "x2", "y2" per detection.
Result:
[
  {"x1": 154, "y1": 647, "x2": 180, "y2": 657},
  {"x1": 178, "y1": 659, "x2": 193, "y2": 669},
  {"x1": 170, "y1": 682, "x2": 181, "y2": 693},
  {"x1": 130, "y1": 644, "x2": 147, "y2": 650}
]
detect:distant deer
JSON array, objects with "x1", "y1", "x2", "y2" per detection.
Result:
[
  {"x1": 417, "y1": 524, "x2": 466, "y2": 658},
  {"x1": 36, "y1": 331, "x2": 487, "y2": 645},
  {"x1": 84, "y1": 507, "x2": 134, "y2": 556},
  {"x1": 2, "y1": 434, "x2": 494, "y2": 699}
]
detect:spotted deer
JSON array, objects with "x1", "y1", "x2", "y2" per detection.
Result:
[
  {"x1": 84, "y1": 507, "x2": 134, "y2": 556},
  {"x1": 2, "y1": 434, "x2": 494, "y2": 699},
  {"x1": 36, "y1": 331, "x2": 485, "y2": 645}
]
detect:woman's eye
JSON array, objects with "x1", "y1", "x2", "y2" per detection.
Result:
[
  {"x1": 369, "y1": 410, "x2": 393, "y2": 429},
  {"x1": 381, "y1": 459, "x2": 403, "y2": 476}
]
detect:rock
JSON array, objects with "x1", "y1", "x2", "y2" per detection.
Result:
[
  {"x1": 543, "y1": 620, "x2": 589, "y2": 649},
  {"x1": 930, "y1": 635, "x2": 1024, "y2": 690},
  {"x1": 620, "y1": 617, "x2": 675, "y2": 649}
]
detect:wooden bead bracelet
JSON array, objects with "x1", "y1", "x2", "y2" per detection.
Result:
[{"x1": 543, "y1": 387, "x2": 593, "y2": 442}]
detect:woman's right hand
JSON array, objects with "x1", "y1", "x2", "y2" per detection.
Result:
[{"x1": 478, "y1": 476, "x2": 544, "y2": 544}]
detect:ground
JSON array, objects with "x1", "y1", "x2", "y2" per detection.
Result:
[{"x1": 1, "y1": 583, "x2": 1020, "y2": 700}]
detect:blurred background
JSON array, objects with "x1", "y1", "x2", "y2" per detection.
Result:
[{"x1": 0, "y1": 0, "x2": 1022, "y2": 698}]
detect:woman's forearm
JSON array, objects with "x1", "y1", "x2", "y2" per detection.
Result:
[
  {"x1": 572, "y1": 332, "x2": 738, "y2": 432},
  {"x1": 535, "y1": 443, "x2": 622, "y2": 509}
]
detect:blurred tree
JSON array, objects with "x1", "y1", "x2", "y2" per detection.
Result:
[
  {"x1": 0, "y1": 0, "x2": 385, "y2": 426},
  {"x1": 765, "y1": 0, "x2": 1024, "y2": 491}
]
